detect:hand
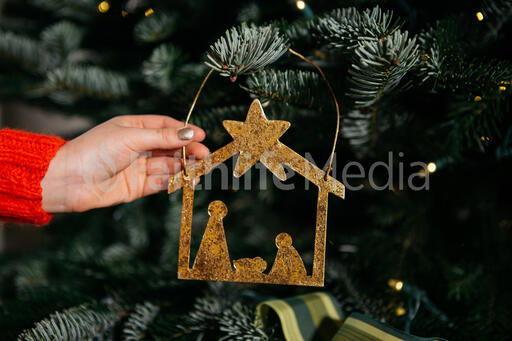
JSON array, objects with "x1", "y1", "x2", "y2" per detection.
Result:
[{"x1": 41, "y1": 115, "x2": 208, "y2": 213}]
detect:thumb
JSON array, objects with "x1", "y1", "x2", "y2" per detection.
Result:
[{"x1": 125, "y1": 126, "x2": 198, "y2": 152}]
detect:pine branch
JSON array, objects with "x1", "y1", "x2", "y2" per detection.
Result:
[
  {"x1": 122, "y1": 302, "x2": 160, "y2": 341},
  {"x1": 177, "y1": 295, "x2": 229, "y2": 337},
  {"x1": 101, "y1": 243, "x2": 137, "y2": 263},
  {"x1": 134, "y1": 12, "x2": 177, "y2": 43},
  {"x1": 17, "y1": 304, "x2": 119, "y2": 341},
  {"x1": 480, "y1": 0, "x2": 512, "y2": 41},
  {"x1": 142, "y1": 43, "x2": 183, "y2": 94},
  {"x1": 160, "y1": 195, "x2": 183, "y2": 266},
  {"x1": 29, "y1": 0, "x2": 97, "y2": 21},
  {"x1": 194, "y1": 105, "x2": 248, "y2": 130},
  {"x1": 444, "y1": 59, "x2": 512, "y2": 94},
  {"x1": 418, "y1": 45, "x2": 443, "y2": 84},
  {"x1": 273, "y1": 18, "x2": 311, "y2": 44},
  {"x1": 341, "y1": 108, "x2": 373, "y2": 155},
  {"x1": 41, "y1": 21, "x2": 84, "y2": 63},
  {"x1": 236, "y1": 3, "x2": 261, "y2": 23},
  {"x1": 205, "y1": 23, "x2": 289, "y2": 82},
  {"x1": 243, "y1": 69, "x2": 321, "y2": 107},
  {"x1": 219, "y1": 302, "x2": 270, "y2": 341},
  {"x1": 46, "y1": 65, "x2": 129, "y2": 99},
  {"x1": 0, "y1": 30, "x2": 55, "y2": 72},
  {"x1": 348, "y1": 30, "x2": 419, "y2": 107},
  {"x1": 14, "y1": 260, "x2": 48, "y2": 293},
  {"x1": 445, "y1": 95, "x2": 507, "y2": 151},
  {"x1": 419, "y1": 19, "x2": 512, "y2": 96},
  {"x1": 312, "y1": 6, "x2": 401, "y2": 50}
]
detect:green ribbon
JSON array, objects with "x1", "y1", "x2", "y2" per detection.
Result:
[{"x1": 255, "y1": 292, "x2": 446, "y2": 341}]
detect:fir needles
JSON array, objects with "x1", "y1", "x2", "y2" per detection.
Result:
[{"x1": 205, "y1": 23, "x2": 289, "y2": 82}]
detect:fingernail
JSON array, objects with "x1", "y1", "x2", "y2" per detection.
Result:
[{"x1": 178, "y1": 127, "x2": 194, "y2": 140}]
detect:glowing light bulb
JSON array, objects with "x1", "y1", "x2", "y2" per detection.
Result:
[
  {"x1": 395, "y1": 307, "x2": 406, "y2": 316},
  {"x1": 499, "y1": 85, "x2": 507, "y2": 91},
  {"x1": 98, "y1": 1, "x2": 110, "y2": 13},
  {"x1": 395, "y1": 281, "x2": 404, "y2": 290},
  {"x1": 388, "y1": 279, "x2": 404, "y2": 291},
  {"x1": 476, "y1": 12, "x2": 484, "y2": 21},
  {"x1": 427, "y1": 162, "x2": 437, "y2": 174},
  {"x1": 145, "y1": 8, "x2": 155, "y2": 16},
  {"x1": 474, "y1": 95, "x2": 482, "y2": 102},
  {"x1": 296, "y1": 0, "x2": 306, "y2": 10}
]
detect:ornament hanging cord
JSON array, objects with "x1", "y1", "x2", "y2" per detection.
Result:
[
  {"x1": 181, "y1": 68, "x2": 214, "y2": 177},
  {"x1": 181, "y1": 49, "x2": 341, "y2": 180},
  {"x1": 288, "y1": 48, "x2": 341, "y2": 180}
]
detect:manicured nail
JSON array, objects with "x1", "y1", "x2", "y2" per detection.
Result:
[{"x1": 178, "y1": 127, "x2": 194, "y2": 140}]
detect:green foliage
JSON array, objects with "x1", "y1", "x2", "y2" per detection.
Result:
[
  {"x1": 418, "y1": 46, "x2": 443, "y2": 84},
  {"x1": 177, "y1": 294, "x2": 231, "y2": 338},
  {"x1": 313, "y1": 6, "x2": 401, "y2": 50},
  {"x1": 41, "y1": 21, "x2": 84, "y2": 63},
  {"x1": 17, "y1": 304, "x2": 119, "y2": 341},
  {"x1": 122, "y1": 302, "x2": 160, "y2": 341},
  {"x1": 29, "y1": 0, "x2": 97, "y2": 21},
  {"x1": 174, "y1": 287, "x2": 275, "y2": 341},
  {"x1": 205, "y1": 23, "x2": 289, "y2": 81},
  {"x1": 243, "y1": 69, "x2": 321, "y2": 106},
  {"x1": 445, "y1": 95, "x2": 506, "y2": 151},
  {"x1": 348, "y1": 30, "x2": 419, "y2": 107},
  {"x1": 0, "y1": 30, "x2": 55, "y2": 72},
  {"x1": 340, "y1": 109, "x2": 373, "y2": 155},
  {"x1": 219, "y1": 303, "x2": 271, "y2": 341},
  {"x1": 46, "y1": 65, "x2": 129, "y2": 99},
  {"x1": 142, "y1": 43, "x2": 183, "y2": 94},
  {"x1": 134, "y1": 12, "x2": 177, "y2": 43},
  {"x1": 193, "y1": 105, "x2": 248, "y2": 131}
]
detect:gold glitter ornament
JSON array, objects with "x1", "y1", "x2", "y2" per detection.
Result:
[{"x1": 169, "y1": 99, "x2": 345, "y2": 286}]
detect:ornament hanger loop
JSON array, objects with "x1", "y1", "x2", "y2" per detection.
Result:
[
  {"x1": 287, "y1": 48, "x2": 341, "y2": 180},
  {"x1": 182, "y1": 68, "x2": 215, "y2": 177},
  {"x1": 181, "y1": 49, "x2": 341, "y2": 180}
]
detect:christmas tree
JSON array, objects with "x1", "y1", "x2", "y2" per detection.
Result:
[{"x1": 1, "y1": 0, "x2": 512, "y2": 340}]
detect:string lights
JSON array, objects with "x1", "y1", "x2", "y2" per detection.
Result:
[
  {"x1": 97, "y1": 1, "x2": 110, "y2": 13},
  {"x1": 427, "y1": 162, "x2": 437, "y2": 174},
  {"x1": 476, "y1": 11, "x2": 484, "y2": 21},
  {"x1": 388, "y1": 279, "x2": 404, "y2": 291},
  {"x1": 395, "y1": 306, "x2": 406, "y2": 316},
  {"x1": 295, "y1": 0, "x2": 313, "y2": 19}
]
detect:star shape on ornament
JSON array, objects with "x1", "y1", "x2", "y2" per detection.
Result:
[{"x1": 222, "y1": 100, "x2": 290, "y2": 181}]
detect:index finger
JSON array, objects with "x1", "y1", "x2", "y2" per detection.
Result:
[{"x1": 116, "y1": 115, "x2": 206, "y2": 141}]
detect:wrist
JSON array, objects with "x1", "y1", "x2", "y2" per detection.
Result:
[{"x1": 41, "y1": 144, "x2": 72, "y2": 213}]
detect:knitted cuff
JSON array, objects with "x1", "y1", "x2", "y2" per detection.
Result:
[{"x1": 0, "y1": 128, "x2": 66, "y2": 225}]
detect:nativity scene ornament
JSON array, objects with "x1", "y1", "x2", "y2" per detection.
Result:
[{"x1": 168, "y1": 99, "x2": 345, "y2": 287}]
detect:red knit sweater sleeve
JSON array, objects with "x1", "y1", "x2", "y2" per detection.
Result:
[{"x1": 0, "y1": 128, "x2": 66, "y2": 225}]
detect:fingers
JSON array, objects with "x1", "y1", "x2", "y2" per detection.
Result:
[
  {"x1": 146, "y1": 143, "x2": 209, "y2": 176},
  {"x1": 151, "y1": 143, "x2": 210, "y2": 160},
  {"x1": 146, "y1": 157, "x2": 182, "y2": 175},
  {"x1": 143, "y1": 174, "x2": 199, "y2": 196},
  {"x1": 116, "y1": 115, "x2": 206, "y2": 141},
  {"x1": 146, "y1": 156, "x2": 206, "y2": 176},
  {"x1": 125, "y1": 126, "x2": 205, "y2": 153}
]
